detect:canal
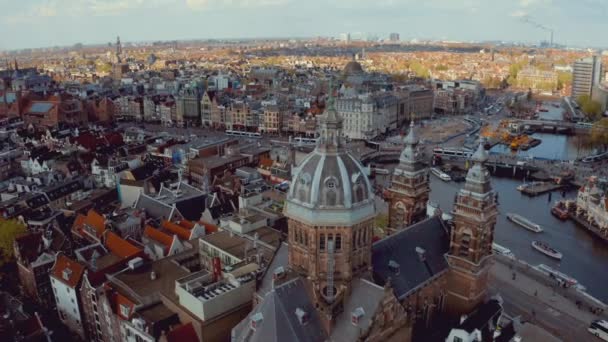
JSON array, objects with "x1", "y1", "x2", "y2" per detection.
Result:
[{"x1": 490, "y1": 102, "x2": 594, "y2": 160}]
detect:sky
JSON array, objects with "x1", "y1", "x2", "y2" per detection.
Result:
[{"x1": 1, "y1": 0, "x2": 607, "y2": 50}]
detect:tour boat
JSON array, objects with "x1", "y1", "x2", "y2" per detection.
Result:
[
  {"x1": 431, "y1": 167, "x2": 451, "y2": 182},
  {"x1": 531, "y1": 241, "x2": 563, "y2": 260},
  {"x1": 551, "y1": 201, "x2": 570, "y2": 220},
  {"x1": 506, "y1": 213, "x2": 544, "y2": 233},
  {"x1": 492, "y1": 243, "x2": 515, "y2": 258}
]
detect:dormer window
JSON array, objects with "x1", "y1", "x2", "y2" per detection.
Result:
[
  {"x1": 388, "y1": 260, "x2": 400, "y2": 274},
  {"x1": 62, "y1": 268, "x2": 72, "y2": 281},
  {"x1": 295, "y1": 308, "x2": 309, "y2": 325},
  {"x1": 250, "y1": 312, "x2": 263, "y2": 330},
  {"x1": 351, "y1": 307, "x2": 365, "y2": 325},
  {"x1": 120, "y1": 304, "x2": 130, "y2": 318},
  {"x1": 327, "y1": 180, "x2": 336, "y2": 189}
]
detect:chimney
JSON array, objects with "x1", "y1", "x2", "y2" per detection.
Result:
[{"x1": 416, "y1": 247, "x2": 426, "y2": 262}]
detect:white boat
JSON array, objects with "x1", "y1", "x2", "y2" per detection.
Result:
[
  {"x1": 517, "y1": 181, "x2": 543, "y2": 192},
  {"x1": 492, "y1": 243, "x2": 515, "y2": 258},
  {"x1": 531, "y1": 241, "x2": 563, "y2": 260},
  {"x1": 536, "y1": 264, "x2": 582, "y2": 289},
  {"x1": 431, "y1": 167, "x2": 451, "y2": 182},
  {"x1": 506, "y1": 213, "x2": 543, "y2": 233}
]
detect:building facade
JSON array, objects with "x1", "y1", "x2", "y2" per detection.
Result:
[
  {"x1": 572, "y1": 55, "x2": 603, "y2": 99},
  {"x1": 446, "y1": 142, "x2": 498, "y2": 316}
]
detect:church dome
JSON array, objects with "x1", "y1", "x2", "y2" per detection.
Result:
[
  {"x1": 343, "y1": 60, "x2": 364, "y2": 76},
  {"x1": 284, "y1": 92, "x2": 375, "y2": 225}
]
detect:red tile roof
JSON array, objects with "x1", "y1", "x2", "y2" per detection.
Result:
[
  {"x1": 162, "y1": 220, "x2": 191, "y2": 240},
  {"x1": 51, "y1": 254, "x2": 85, "y2": 288},
  {"x1": 72, "y1": 209, "x2": 106, "y2": 239},
  {"x1": 144, "y1": 225, "x2": 173, "y2": 247},
  {"x1": 105, "y1": 232, "x2": 143, "y2": 259},
  {"x1": 114, "y1": 292, "x2": 135, "y2": 320},
  {"x1": 166, "y1": 323, "x2": 199, "y2": 342}
]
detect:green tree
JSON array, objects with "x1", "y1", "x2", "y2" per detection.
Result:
[
  {"x1": 591, "y1": 118, "x2": 608, "y2": 147},
  {"x1": 0, "y1": 219, "x2": 26, "y2": 267},
  {"x1": 578, "y1": 95, "x2": 602, "y2": 119}
]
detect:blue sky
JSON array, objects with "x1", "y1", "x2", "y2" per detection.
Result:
[{"x1": 1, "y1": 0, "x2": 607, "y2": 50}]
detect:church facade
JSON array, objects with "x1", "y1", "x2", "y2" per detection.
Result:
[{"x1": 232, "y1": 86, "x2": 497, "y2": 341}]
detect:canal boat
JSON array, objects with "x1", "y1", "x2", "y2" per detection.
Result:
[
  {"x1": 517, "y1": 181, "x2": 543, "y2": 192},
  {"x1": 492, "y1": 243, "x2": 515, "y2": 258},
  {"x1": 551, "y1": 201, "x2": 570, "y2": 220},
  {"x1": 506, "y1": 213, "x2": 544, "y2": 233},
  {"x1": 531, "y1": 241, "x2": 563, "y2": 260},
  {"x1": 536, "y1": 264, "x2": 581, "y2": 289},
  {"x1": 431, "y1": 167, "x2": 451, "y2": 182}
]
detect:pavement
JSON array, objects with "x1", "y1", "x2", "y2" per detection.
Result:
[{"x1": 489, "y1": 259, "x2": 603, "y2": 341}]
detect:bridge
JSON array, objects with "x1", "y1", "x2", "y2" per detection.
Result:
[{"x1": 517, "y1": 119, "x2": 591, "y2": 134}]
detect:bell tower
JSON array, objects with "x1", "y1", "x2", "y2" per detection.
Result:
[
  {"x1": 446, "y1": 141, "x2": 497, "y2": 316},
  {"x1": 385, "y1": 121, "x2": 430, "y2": 231}
]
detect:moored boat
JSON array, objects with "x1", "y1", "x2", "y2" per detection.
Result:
[
  {"x1": 531, "y1": 241, "x2": 563, "y2": 260},
  {"x1": 517, "y1": 181, "x2": 543, "y2": 192},
  {"x1": 431, "y1": 167, "x2": 451, "y2": 182},
  {"x1": 492, "y1": 243, "x2": 515, "y2": 258},
  {"x1": 536, "y1": 264, "x2": 581, "y2": 289},
  {"x1": 506, "y1": 213, "x2": 544, "y2": 233},
  {"x1": 551, "y1": 201, "x2": 570, "y2": 220}
]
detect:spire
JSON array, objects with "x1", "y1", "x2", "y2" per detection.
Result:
[
  {"x1": 399, "y1": 120, "x2": 422, "y2": 165},
  {"x1": 403, "y1": 120, "x2": 418, "y2": 146},
  {"x1": 463, "y1": 139, "x2": 492, "y2": 194},
  {"x1": 316, "y1": 79, "x2": 343, "y2": 151}
]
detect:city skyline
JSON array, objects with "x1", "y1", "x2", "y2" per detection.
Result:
[{"x1": 1, "y1": 0, "x2": 608, "y2": 50}]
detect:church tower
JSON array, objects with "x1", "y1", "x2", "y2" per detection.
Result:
[
  {"x1": 446, "y1": 141, "x2": 497, "y2": 316},
  {"x1": 385, "y1": 121, "x2": 429, "y2": 231},
  {"x1": 284, "y1": 87, "x2": 376, "y2": 331}
]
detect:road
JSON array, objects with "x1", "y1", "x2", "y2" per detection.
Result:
[{"x1": 489, "y1": 258, "x2": 605, "y2": 341}]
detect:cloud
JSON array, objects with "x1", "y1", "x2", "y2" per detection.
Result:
[{"x1": 185, "y1": 0, "x2": 290, "y2": 10}]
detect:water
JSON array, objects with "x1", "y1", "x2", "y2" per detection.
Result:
[
  {"x1": 429, "y1": 176, "x2": 608, "y2": 303},
  {"x1": 490, "y1": 102, "x2": 593, "y2": 160}
]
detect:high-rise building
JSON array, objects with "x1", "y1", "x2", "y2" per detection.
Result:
[
  {"x1": 572, "y1": 55, "x2": 603, "y2": 99},
  {"x1": 385, "y1": 121, "x2": 430, "y2": 231},
  {"x1": 389, "y1": 32, "x2": 400, "y2": 42}
]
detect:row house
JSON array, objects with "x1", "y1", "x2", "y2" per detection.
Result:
[
  {"x1": 260, "y1": 105, "x2": 281, "y2": 134},
  {"x1": 116, "y1": 96, "x2": 143, "y2": 121}
]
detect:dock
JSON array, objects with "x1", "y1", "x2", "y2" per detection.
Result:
[{"x1": 519, "y1": 182, "x2": 564, "y2": 196}]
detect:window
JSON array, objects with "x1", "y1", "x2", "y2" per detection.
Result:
[
  {"x1": 327, "y1": 180, "x2": 336, "y2": 189},
  {"x1": 335, "y1": 234, "x2": 342, "y2": 250},
  {"x1": 319, "y1": 234, "x2": 325, "y2": 250},
  {"x1": 453, "y1": 337, "x2": 463, "y2": 342},
  {"x1": 120, "y1": 304, "x2": 130, "y2": 318}
]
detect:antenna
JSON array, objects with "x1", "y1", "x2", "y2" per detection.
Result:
[{"x1": 326, "y1": 239, "x2": 335, "y2": 302}]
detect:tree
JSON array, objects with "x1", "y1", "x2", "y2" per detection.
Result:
[
  {"x1": 578, "y1": 95, "x2": 602, "y2": 119},
  {"x1": 0, "y1": 219, "x2": 26, "y2": 267},
  {"x1": 591, "y1": 118, "x2": 608, "y2": 148}
]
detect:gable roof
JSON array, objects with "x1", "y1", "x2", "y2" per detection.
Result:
[
  {"x1": 372, "y1": 216, "x2": 450, "y2": 299},
  {"x1": 105, "y1": 231, "x2": 143, "y2": 259},
  {"x1": 144, "y1": 225, "x2": 173, "y2": 247},
  {"x1": 51, "y1": 254, "x2": 85, "y2": 288},
  {"x1": 161, "y1": 220, "x2": 191, "y2": 240}
]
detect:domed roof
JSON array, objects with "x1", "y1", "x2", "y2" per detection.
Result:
[
  {"x1": 284, "y1": 87, "x2": 375, "y2": 225},
  {"x1": 343, "y1": 60, "x2": 364, "y2": 76}
]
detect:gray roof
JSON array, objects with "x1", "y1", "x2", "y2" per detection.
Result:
[
  {"x1": 232, "y1": 278, "x2": 327, "y2": 342},
  {"x1": 332, "y1": 278, "x2": 386, "y2": 342},
  {"x1": 257, "y1": 242, "x2": 289, "y2": 298},
  {"x1": 135, "y1": 193, "x2": 174, "y2": 221},
  {"x1": 372, "y1": 216, "x2": 450, "y2": 299}
]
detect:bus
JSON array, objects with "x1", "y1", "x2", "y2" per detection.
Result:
[
  {"x1": 225, "y1": 130, "x2": 262, "y2": 139},
  {"x1": 588, "y1": 320, "x2": 608, "y2": 341}
]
